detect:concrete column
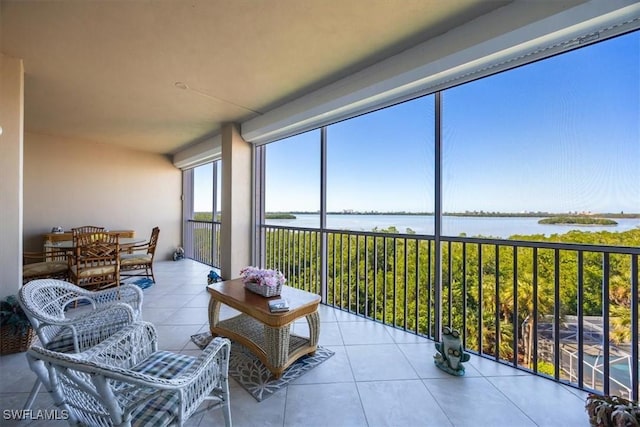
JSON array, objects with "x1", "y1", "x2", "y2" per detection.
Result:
[
  {"x1": 220, "y1": 123, "x2": 251, "y2": 279},
  {"x1": 0, "y1": 54, "x2": 25, "y2": 298}
]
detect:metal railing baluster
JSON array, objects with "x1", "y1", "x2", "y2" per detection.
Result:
[
  {"x1": 632, "y1": 254, "x2": 639, "y2": 401},
  {"x1": 554, "y1": 249, "x2": 561, "y2": 381},
  {"x1": 513, "y1": 246, "x2": 518, "y2": 368},
  {"x1": 478, "y1": 242, "x2": 483, "y2": 356},
  {"x1": 415, "y1": 238, "x2": 419, "y2": 334},
  {"x1": 356, "y1": 235, "x2": 361, "y2": 315},
  {"x1": 495, "y1": 244, "x2": 500, "y2": 361},
  {"x1": 365, "y1": 236, "x2": 369, "y2": 318},
  {"x1": 347, "y1": 234, "x2": 352, "y2": 312},
  {"x1": 462, "y1": 242, "x2": 467, "y2": 349},
  {"x1": 578, "y1": 251, "x2": 585, "y2": 390},
  {"x1": 427, "y1": 240, "x2": 432, "y2": 338},
  {"x1": 404, "y1": 238, "x2": 408, "y2": 330},
  {"x1": 603, "y1": 253, "x2": 611, "y2": 395},
  {"x1": 533, "y1": 247, "x2": 539, "y2": 374},
  {"x1": 448, "y1": 240, "x2": 453, "y2": 327},
  {"x1": 373, "y1": 236, "x2": 378, "y2": 321},
  {"x1": 252, "y1": 224, "x2": 640, "y2": 396},
  {"x1": 384, "y1": 236, "x2": 388, "y2": 324},
  {"x1": 393, "y1": 237, "x2": 397, "y2": 327}
]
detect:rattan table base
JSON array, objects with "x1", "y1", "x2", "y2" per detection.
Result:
[{"x1": 207, "y1": 280, "x2": 321, "y2": 379}]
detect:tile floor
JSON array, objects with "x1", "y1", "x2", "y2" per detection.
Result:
[{"x1": 1, "y1": 260, "x2": 590, "y2": 426}]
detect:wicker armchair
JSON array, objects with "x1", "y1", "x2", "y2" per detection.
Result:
[
  {"x1": 18, "y1": 278, "x2": 144, "y2": 410},
  {"x1": 23, "y1": 247, "x2": 70, "y2": 284},
  {"x1": 28, "y1": 322, "x2": 232, "y2": 427},
  {"x1": 70, "y1": 232, "x2": 121, "y2": 290},
  {"x1": 120, "y1": 226, "x2": 159, "y2": 283}
]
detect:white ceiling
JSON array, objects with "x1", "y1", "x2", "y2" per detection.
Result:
[
  {"x1": 0, "y1": 0, "x2": 512, "y2": 154},
  {"x1": 2, "y1": 0, "x2": 592, "y2": 155}
]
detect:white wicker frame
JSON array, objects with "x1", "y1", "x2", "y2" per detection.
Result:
[
  {"x1": 18, "y1": 278, "x2": 144, "y2": 410},
  {"x1": 28, "y1": 322, "x2": 232, "y2": 427}
]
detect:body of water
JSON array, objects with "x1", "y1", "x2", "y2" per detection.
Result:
[{"x1": 265, "y1": 214, "x2": 640, "y2": 239}]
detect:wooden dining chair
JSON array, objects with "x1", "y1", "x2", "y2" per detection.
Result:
[
  {"x1": 23, "y1": 247, "x2": 70, "y2": 284},
  {"x1": 69, "y1": 232, "x2": 120, "y2": 290},
  {"x1": 70, "y1": 226, "x2": 105, "y2": 245},
  {"x1": 120, "y1": 226, "x2": 160, "y2": 283}
]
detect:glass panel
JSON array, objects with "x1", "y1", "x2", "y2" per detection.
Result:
[
  {"x1": 193, "y1": 163, "x2": 213, "y2": 221},
  {"x1": 326, "y1": 96, "x2": 435, "y2": 234},
  {"x1": 442, "y1": 31, "x2": 640, "y2": 389},
  {"x1": 264, "y1": 130, "x2": 321, "y2": 228},
  {"x1": 442, "y1": 31, "x2": 640, "y2": 240},
  {"x1": 215, "y1": 160, "x2": 221, "y2": 221}
]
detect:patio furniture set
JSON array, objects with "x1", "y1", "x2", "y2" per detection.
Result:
[
  {"x1": 22, "y1": 225, "x2": 160, "y2": 288},
  {"x1": 17, "y1": 247, "x2": 321, "y2": 425},
  {"x1": 17, "y1": 279, "x2": 232, "y2": 426}
]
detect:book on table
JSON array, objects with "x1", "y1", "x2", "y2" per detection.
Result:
[{"x1": 268, "y1": 298, "x2": 289, "y2": 313}]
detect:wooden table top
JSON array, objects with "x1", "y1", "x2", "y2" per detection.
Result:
[
  {"x1": 44, "y1": 237, "x2": 145, "y2": 249},
  {"x1": 207, "y1": 278, "x2": 321, "y2": 327},
  {"x1": 43, "y1": 230, "x2": 135, "y2": 242}
]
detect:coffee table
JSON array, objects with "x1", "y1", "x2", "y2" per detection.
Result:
[{"x1": 207, "y1": 278, "x2": 321, "y2": 378}]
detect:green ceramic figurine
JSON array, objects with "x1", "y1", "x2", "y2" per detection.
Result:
[{"x1": 434, "y1": 326, "x2": 470, "y2": 376}]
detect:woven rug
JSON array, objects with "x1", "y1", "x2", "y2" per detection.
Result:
[
  {"x1": 190, "y1": 332, "x2": 334, "y2": 402},
  {"x1": 131, "y1": 277, "x2": 154, "y2": 290}
]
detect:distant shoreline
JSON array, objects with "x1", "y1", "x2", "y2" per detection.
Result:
[
  {"x1": 538, "y1": 216, "x2": 618, "y2": 226},
  {"x1": 264, "y1": 211, "x2": 640, "y2": 219},
  {"x1": 196, "y1": 211, "x2": 640, "y2": 220}
]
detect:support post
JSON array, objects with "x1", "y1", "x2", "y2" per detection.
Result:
[{"x1": 220, "y1": 123, "x2": 252, "y2": 279}]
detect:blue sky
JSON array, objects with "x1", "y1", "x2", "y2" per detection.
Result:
[
  {"x1": 198, "y1": 31, "x2": 639, "y2": 214},
  {"x1": 193, "y1": 163, "x2": 218, "y2": 212}
]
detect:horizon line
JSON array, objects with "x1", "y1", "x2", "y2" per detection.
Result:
[{"x1": 195, "y1": 210, "x2": 640, "y2": 216}]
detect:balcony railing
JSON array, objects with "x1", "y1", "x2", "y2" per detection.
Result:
[
  {"x1": 184, "y1": 219, "x2": 639, "y2": 398},
  {"x1": 258, "y1": 224, "x2": 639, "y2": 400},
  {"x1": 184, "y1": 219, "x2": 221, "y2": 268}
]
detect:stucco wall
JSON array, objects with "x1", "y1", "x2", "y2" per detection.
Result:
[
  {"x1": 23, "y1": 132, "x2": 182, "y2": 260},
  {"x1": 0, "y1": 53, "x2": 24, "y2": 298}
]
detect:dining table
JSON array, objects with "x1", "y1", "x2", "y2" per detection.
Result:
[
  {"x1": 44, "y1": 237, "x2": 145, "y2": 250},
  {"x1": 42, "y1": 230, "x2": 136, "y2": 244},
  {"x1": 43, "y1": 237, "x2": 146, "y2": 263}
]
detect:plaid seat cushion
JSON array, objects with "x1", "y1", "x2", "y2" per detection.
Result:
[
  {"x1": 45, "y1": 331, "x2": 104, "y2": 353},
  {"x1": 130, "y1": 391, "x2": 180, "y2": 427},
  {"x1": 132, "y1": 351, "x2": 196, "y2": 378},
  {"x1": 129, "y1": 351, "x2": 197, "y2": 426},
  {"x1": 45, "y1": 332, "x2": 76, "y2": 353}
]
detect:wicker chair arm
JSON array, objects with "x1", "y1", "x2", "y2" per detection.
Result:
[
  {"x1": 29, "y1": 322, "x2": 157, "y2": 368},
  {"x1": 38, "y1": 334, "x2": 229, "y2": 389},
  {"x1": 176, "y1": 336, "x2": 231, "y2": 380},
  {"x1": 171, "y1": 336, "x2": 231, "y2": 419},
  {"x1": 121, "y1": 243, "x2": 150, "y2": 252},
  {"x1": 95, "y1": 336, "x2": 229, "y2": 388},
  {"x1": 89, "y1": 284, "x2": 143, "y2": 317},
  {"x1": 54, "y1": 304, "x2": 136, "y2": 352},
  {"x1": 28, "y1": 324, "x2": 230, "y2": 426},
  {"x1": 46, "y1": 302, "x2": 134, "y2": 329},
  {"x1": 19, "y1": 279, "x2": 141, "y2": 326},
  {"x1": 81, "y1": 321, "x2": 158, "y2": 368}
]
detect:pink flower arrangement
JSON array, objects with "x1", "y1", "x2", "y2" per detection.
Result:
[{"x1": 239, "y1": 266, "x2": 286, "y2": 288}]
